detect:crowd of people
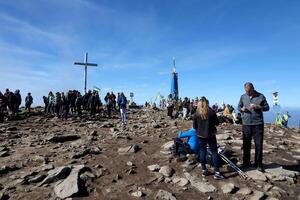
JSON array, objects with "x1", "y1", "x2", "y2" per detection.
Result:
[
  {"x1": 173, "y1": 82, "x2": 270, "y2": 179},
  {"x1": 150, "y1": 94, "x2": 242, "y2": 125},
  {"x1": 43, "y1": 90, "x2": 128, "y2": 124},
  {"x1": 0, "y1": 88, "x2": 128, "y2": 125},
  {"x1": 0, "y1": 89, "x2": 33, "y2": 122}
]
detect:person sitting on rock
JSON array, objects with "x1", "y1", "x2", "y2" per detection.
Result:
[
  {"x1": 193, "y1": 97, "x2": 225, "y2": 179},
  {"x1": 174, "y1": 128, "x2": 200, "y2": 161}
]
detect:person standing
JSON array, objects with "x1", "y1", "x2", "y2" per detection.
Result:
[
  {"x1": 89, "y1": 91, "x2": 97, "y2": 118},
  {"x1": 118, "y1": 92, "x2": 127, "y2": 125},
  {"x1": 43, "y1": 96, "x2": 49, "y2": 114},
  {"x1": 55, "y1": 92, "x2": 62, "y2": 117},
  {"x1": 0, "y1": 92, "x2": 7, "y2": 123},
  {"x1": 282, "y1": 111, "x2": 291, "y2": 128},
  {"x1": 25, "y1": 92, "x2": 33, "y2": 113},
  {"x1": 47, "y1": 91, "x2": 55, "y2": 115},
  {"x1": 193, "y1": 97, "x2": 224, "y2": 179},
  {"x1": 14, "y1": 90, "x2": 22, "y2": 113},
  {"x1": 238, "y1": 82, "x2": 270, "y2": 172},
  {"x1": 75, "y1": 92, "x2": 83, "y2": 117},
  {"x1": 104, "y1": 92, "x2": 113, "y2": 118},
  {"x1": 166, "y1": 94, "x2": 174, "y2": 119},
  {"x1": 61, "y1": 92, "x2": 70, "y2": 121},
  {"x1": 182, "y1": 97, "x2": 190, "y2": 119}
]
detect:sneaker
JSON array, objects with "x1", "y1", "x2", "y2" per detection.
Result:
[
  {"x1": 202, "y1": 169, "x2": 209, "y2": 177},
  {"x1": 214, "y1": 172, "x2": 225, "y2": 180}
]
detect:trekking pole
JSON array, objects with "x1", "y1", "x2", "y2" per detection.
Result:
[{"x1": 218, "y1": 150, "x2": 249, "y2": 179}]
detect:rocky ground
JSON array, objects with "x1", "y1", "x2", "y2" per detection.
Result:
[{"x1": 0, "y1": 108, "x2": 299, "y2": 200}]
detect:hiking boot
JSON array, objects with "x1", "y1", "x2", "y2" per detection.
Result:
[
  {"x1": 256, "y1": 166, "x2": 265, "y2": 173},
  {"x1": 214, "y1": 172, "x2": 225, "y2": 180},
  {"x1": 202, "y1": 169, "x2": 209, "y2": 177}
]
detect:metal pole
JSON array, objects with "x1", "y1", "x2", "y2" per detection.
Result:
[{"x1": 84, "y1": 52, "x2": 88, "y2": 94}]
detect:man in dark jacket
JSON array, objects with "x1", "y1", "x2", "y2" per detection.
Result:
[
  {"x1": 0, "y1": 92, "x2": 7, "y2": 123},
  {"x1": 75, "y1": 92, "x2": 83, "y2": 117},
  {"x1": 14, "y1": 90, "x2": 22, "y2": 112},
  {"x1": 89, "y1": 91, "x2": 97, "y2": 118},
  {"x1": 117, "y1": 92, "x2": 127, "y2": 125},
  {"x1": 238, "y1": 82, "x2": 269, "y2": 172},
  {"x1": 104, "y1": 92, "x2": 113, "y2": 118},
  {"x1": 25, "y1": 92, "x2": 33, "y2": 113},
  {"x1": 8, "y1": 91, "x2": 17, "y2": 116}
]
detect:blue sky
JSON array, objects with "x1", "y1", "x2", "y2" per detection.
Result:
[{"x1": 0, "y1": 0, "x2": 300, "y2": 107}]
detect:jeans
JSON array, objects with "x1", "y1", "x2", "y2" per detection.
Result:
[
  {"x1": 107, "y1": 105, "x2": 112, "y2": 118},
  {"x1": 167, "y1": 106, "x2": 173, "y2": 118},
  {"x1": 174, "y1": 138, "x2": 194, "y2": 155},
  {"x1": 242, "y1": 124, "x2": 264, "y2": 167},
  {"x1": 183, "y1": 108, "x2": 188, "y2": 118},
  {"x1": 199, "y1": 136, "x2": 220, "y2": 172},
  {"x1": 120, "y1": 108, "x2": 126, "y2": 124}
]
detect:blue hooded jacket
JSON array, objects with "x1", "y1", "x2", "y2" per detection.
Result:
[{"x1": 177, "y1": 128, "x2": 200, "y2": 153}]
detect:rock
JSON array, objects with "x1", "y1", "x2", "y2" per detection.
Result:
[
  {"x1": 249, "y1": 191, "x2": 265, "y2": 200},
  {"x1": 28, "y1": 174, "x2": 47, "y2": 183},
  {"x1": 147, "y1": 164, "x2": 161, "y2": 172},
  {"x1": 152, "y1": 122, "x2": 162, "y2": 129},
  {"x1": 100, "y1": 122, "x2": 114, "y2": 128},
  {"x1": 265, "y1": 166, "x2": 299, "y2": 181},
  {"x1": 216, "y1": 133, "x2": 232, "y2": 140},
  {"x1": 118, "y1": 144, "x2": 140, "y2": 154},
  {"x1": 221, "y1": 182, "x2": 238, "y2": 194},
  {"x1": 161, "y1": 141, "x2": 174, "y2": 150},
  {"x1": 237, "y1": 187, "x2": 253, "y2": 195},
  {"x1": 0, "y1": 150, "x2": 10, "y2": 157},
  {"x1": 159, "y1": 166, "x2": 174, "y2": 177},
  {"x1": 155, "y1": 189, "x2": 176, "y2": 200},
  {"x1": 42, "y1": 164, "x2": 55, "y2": 171},
  {"x1": 131, "y1": 190, "x2": 144, "y2": 198},
  {"x1": 90, "y1": 130, "x2": 98, "y2": 136},
  {"x1": 246, "y1": 170, "x2": 267, "y2": 182},
  {"x1": 172, "y1": 177, "x2": 189, "y2": 187},
  {"x1": 72, "y1": 149, "x2": 90, "y2": 159},
  {"x1": 160, "y1": 141, "x2": 174, "y2": 155},
  {"x1": 0, "y1": 192, "x2": 9, "y2": 200},
  {"x1": 54, "y1": 165, "x2": 90, "y2": 199},
  {"x1": 48, "y1": 134, "x2": 80, "y2": 143},
  {"x1": 184, "y1": 172, "x2": 216, "y2": 193},
  {"x1": 90, "y1": 147, "x2": 101, "y2": 155},
  {"x1": 40, "y1": 166, "x2": 72, "y2": 186},
  {"x1": 0, "y1": 165, "x2": 19, "y2": 176}
]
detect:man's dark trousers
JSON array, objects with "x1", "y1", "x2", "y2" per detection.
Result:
[{"x1": 243, "y1": 124, "x2": 264, "y2": 167}]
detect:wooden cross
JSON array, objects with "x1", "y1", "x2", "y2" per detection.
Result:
[{"x1": 74, "y1": 52, "x2": 98, "y2": 94}]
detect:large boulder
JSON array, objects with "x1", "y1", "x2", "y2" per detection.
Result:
[
  {"x1": 48, "y1": 134, "x2": 80, "y2": 143},
  {"x1": 265, "y1": 166, "x2": 299, "y2": 181},
  {"x1": 220, "y1": 182, "x2": 238, "y2": 194},
  {"x1": 118, "y1": 144, "x2": 140, "y2": 155},
  {"x1": 246, "y1": 170, "x2": 267, "y2": 182},
  {"x1": 184, "y1": 172, "x2": 216, "y2": 193},
  {"x1": 39, "y1": 166, "x2": 72, "y2": 186},
  {"x1": 155, "y1": 190, "x2": 176, "y2": 200},
  {"x1": 147, "y1": 164, "x2": 160, "y2": 172},
  {"x1": 159, "y1": 166, "x2": 174, "y2": 177},
  {"x1": 54, "y1": 165, "x2": 90, "y2": 199}
]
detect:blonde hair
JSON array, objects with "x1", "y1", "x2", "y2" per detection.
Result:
[{"x1": 197, "y1": 98, "x2": 209, "y2": 120}]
